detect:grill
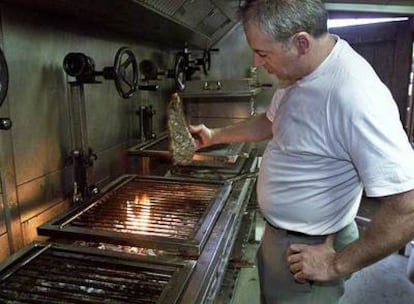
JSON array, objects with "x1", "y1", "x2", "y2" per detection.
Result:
[
  {"x1": 38, "y1": 175, "x2": 232, "y2": 255},
  {"x1": 4, "y1": 150, "x2": 258, "y2": 303},
  {"x1": 0, "y1": 243, "x2": 195, "y2": 304},
  {"x1": 129, "y1": 133, "x2": 248, "y2": 165},
  {"x1": 128, "y1": 134, "x2": 251, "y2": 178}
]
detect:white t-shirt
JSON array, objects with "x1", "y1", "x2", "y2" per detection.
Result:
[{"x1": 257, "y1": 36, "x2": 414, "y2": 235}]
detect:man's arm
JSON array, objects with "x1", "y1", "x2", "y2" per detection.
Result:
[
  {"x1": 287, "y1": 189, "x2": 414, "y2": 282},
  {"x1": 189, "y1": 112, "x2": 272, "y2": 149}
]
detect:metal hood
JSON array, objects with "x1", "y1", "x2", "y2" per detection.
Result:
[
  {"x1": 0, "y1": 0, "x2": 242, "y2": 49},
  {"x1": 135, "y1": 0, "x2": 241, "y2": 48}
]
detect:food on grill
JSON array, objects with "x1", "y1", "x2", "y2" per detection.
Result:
[{"x1": 167, "y1": 93, "x2": 196, "y2": 165}]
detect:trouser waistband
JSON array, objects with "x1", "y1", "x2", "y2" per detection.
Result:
[{"x1": 265, "y1": 220, "x2": 327, "y2": 238}]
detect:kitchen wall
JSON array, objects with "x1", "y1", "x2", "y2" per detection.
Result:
[
  {"x1": 209, "y1": 23, "x2": 277, "y2": 114},
  {"x1": 189, "y1": 23, "x2": 276, "y2": 151},
  {"x1": 0, "y1": 4, "x2": 265, "y2": 262},
  {"x1": 0, "y1": 4, "x2": 178, "y2": 261}
]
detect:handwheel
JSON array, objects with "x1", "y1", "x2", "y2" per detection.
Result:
[
  {"x1": 0, "y1": 48, "x2": 9, "y2": 107},
  {"x1": 202, "y1": 49, "x2": 211, "y2": 76},
  {"x1": 113, "y1": 47, "x2": 138, "y2": 99},
  {"x1": 174, "y1": 55, "x2": 187, "y2": 91},
  {"x1": 63, "y1": 47, "x2": 140, "y2": 98}
]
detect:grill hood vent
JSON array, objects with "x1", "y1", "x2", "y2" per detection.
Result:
[
  {"x1": 3, "y1": 0, "x2": 241, "y2": 48},
  {"x1": 134, "y1": 0, "x2": 239, "y2": 47}
]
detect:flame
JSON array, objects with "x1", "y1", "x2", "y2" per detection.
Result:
[
  {"x1": 126, "y1": 193, "x2": 151, "y2": 232},
  {"x1": 136, "y1": 193, "x2": 150, "y2": 205}
]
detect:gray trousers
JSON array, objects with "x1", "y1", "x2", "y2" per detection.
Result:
[{"x1": 257, "y1": 221, "x2": 359, "y2": 304}]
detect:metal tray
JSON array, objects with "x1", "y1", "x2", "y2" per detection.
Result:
[{"x1": 128, "y1": 133, "x2": 249, "y2": 165}]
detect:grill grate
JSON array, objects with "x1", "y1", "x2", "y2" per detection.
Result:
[
  {"x1": 0, "y1": 243, "x2": 194, "y2": 304},
  {"x1": 72, "y1": 180, "x2": 215, "y2": 239},
  {"x1": 38, "y1": 176, "x2": 232, "y2": 255}
]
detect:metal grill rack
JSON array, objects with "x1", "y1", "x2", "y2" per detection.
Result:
[
  {"x1": 0, "y1": 243, "x2": 195, "y2": 304},
  {"x1": 38, "y1": 175, "x2": 232, "y2": 255}
]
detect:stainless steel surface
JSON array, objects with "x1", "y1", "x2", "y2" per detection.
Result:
[
  {"x1": 129, "y1": 133, "x2": 249, "y2": 165},
  {"x1": 179, "y1": 78, "x2": 262, "y2": 98},
  {"x1": 1, "y1": 0, "x2": 242, "y2": 48},
  {"x1": 225, "y1": 170, "x2": 258, "y2": 183},
  {"x1": 5, "y1": 144, "x2": 258, "y2": 304},
  {"x1": 179, "y1": 156, "x2": 258, "y2": 303},
  {"x1": 0, "y1": 166, "x2": 256, "y2": 304},
  {"x1": 0, "y1": 5, "x2": 175, "y2": 251},
  {"x1": 0, "y1": 242, "x2": 195, "y2": 303},
  {"x1": 33, "y1": 155, "x2": 258, "y2": 303},
  {"x1": 38, "y1": 175, "x2": 232, "y2": 255},
  {"x1": 135, "y1": 0, "x2": 239, "y2": 46}
]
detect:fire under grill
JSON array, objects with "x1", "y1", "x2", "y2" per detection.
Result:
[
  {"x1": 38, "y1": 175, "x2": 232, "y2": 255},
  {"x1": 0, "y1": 243, "x2": 195, "y2": 304}
]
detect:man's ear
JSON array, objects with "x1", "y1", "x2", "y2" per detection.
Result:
[{"x1": 294, "y1": 32, "x2": 311, "y2": 55}]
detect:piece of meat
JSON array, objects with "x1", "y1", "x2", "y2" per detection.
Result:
[{"x1": 167, "y1": 93, "x2": 196, "y2": 165}]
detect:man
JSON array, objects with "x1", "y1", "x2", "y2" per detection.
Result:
[{"x1": 189, "y1": 0, "x2": 414, "y2": 303}]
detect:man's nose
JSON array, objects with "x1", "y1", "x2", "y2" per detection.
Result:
[{"x1": 253, "y1": 53, "x2": 265, "y2": 67}]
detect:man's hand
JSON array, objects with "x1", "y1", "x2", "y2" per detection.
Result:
[
  {"x1": 188, "y1": 124, "x2": 214, "y2": 150},
  {"x1": 286, "y1": 235, "x2": 340, "y2": 283}
]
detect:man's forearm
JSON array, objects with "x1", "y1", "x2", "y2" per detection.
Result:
[
  {"x1": 333, "y1": 190, "x2": 414, "y2": 277},
  {"x1": 211, "y1": 113, "x2": 272, "y2": 145}
]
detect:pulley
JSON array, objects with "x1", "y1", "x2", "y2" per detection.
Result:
[{"x1": 63, "y1": 46, "x2": 139, "y2": 99}]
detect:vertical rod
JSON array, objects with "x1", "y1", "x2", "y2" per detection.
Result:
[
  {"x1": 68, "y1": 82, "x2": 95, "y2": 203},
  {"x1": 69, "y1": 83, "x2": 89, "y2": 151}
]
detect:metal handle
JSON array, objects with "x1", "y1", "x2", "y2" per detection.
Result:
[
  {"x1": 0, "y1": 118, "x2": 11, "y2": 130},
  {"x1": 226, "y1": 171, "x2": 258, "y2": 183},
  {"x1": 138, "y1": 84, "x2": 159, "y2": 91}
]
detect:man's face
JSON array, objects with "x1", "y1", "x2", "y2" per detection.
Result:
[{"x1": 244, "y1": 23, "x2": 299, "y2": 85}]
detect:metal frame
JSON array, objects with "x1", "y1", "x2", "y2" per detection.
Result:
[
  {"x1": 37, "y1": 175, "x2": 232, "y2": 255},
  {"x1": 128, "y1": 133, "x2": 250, "y2": 171},
  {"x1": 179, "y1": 155, "x2": 258, "y2": 303}
]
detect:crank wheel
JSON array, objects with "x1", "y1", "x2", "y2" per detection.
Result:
[
  {"x1": 202, "y1": 49, "x2": 211, "y2": 76},
  {"x1": 0, "y1": 48, "x2": 9, "y2": 107},
  {"x1": 114, "y1": 47, "x2": 138, "y2": 99},
  {"x1": 174, "y1": 55, "x2": 187, "y2": 91}
]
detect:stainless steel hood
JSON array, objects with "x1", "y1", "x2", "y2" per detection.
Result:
[
  {"x1": 0, "y1": 0, "x2": 242, "y2": 49},
  {"x1": 136, "y1": 0, "x2": 239, "y2": 42},
  {"x1": 2, "y1": 0, "x2": 413, "y2": 50}
]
